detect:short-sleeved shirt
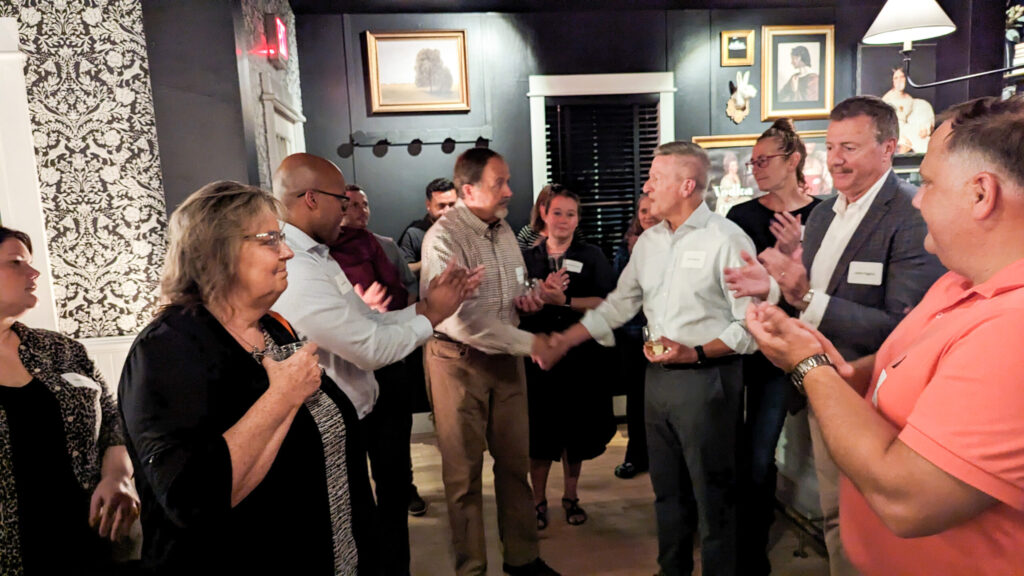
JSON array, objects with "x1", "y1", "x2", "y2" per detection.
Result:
[{"x1": 840, "y1": 258, "x2": 1024, "y2": 575}]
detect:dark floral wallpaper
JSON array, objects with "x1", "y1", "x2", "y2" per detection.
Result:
[{"x1": 0, "y1": 0, "x2": 166, "y2": 338}]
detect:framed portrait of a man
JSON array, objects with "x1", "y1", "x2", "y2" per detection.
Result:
[{"x1": 761, "y1": 25, "x2": 834, "y2": 121}]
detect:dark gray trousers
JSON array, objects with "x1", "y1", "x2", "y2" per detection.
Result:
[{"x1": 645, "y1": 359, "x2": 743, "y2": 576}]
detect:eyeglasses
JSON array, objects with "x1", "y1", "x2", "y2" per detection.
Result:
[
  {"x1": 296, "y1": 189, "x2": 349, "y2": 203},
  {"x1": 745, "y1": 153, "x2": 790, "y2": 170},
  {"x1": 244, "y1": 230, "x2": 287, "y2": 249}
]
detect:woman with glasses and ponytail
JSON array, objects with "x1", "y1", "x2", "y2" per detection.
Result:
[{"x1": 725, "y1": 119, "x2": 822, "y2": 576}]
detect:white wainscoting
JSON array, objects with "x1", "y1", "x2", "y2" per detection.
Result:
[{"x1": 79, "y1": 335, "x2": 137, "y2": 395}]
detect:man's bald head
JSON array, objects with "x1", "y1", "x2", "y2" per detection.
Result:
[
  {"x1": 273, "y1": 153, "x2": 347, "y2": 207},
  {"x1": 274, "y1": 153, "x2": 349, "y2": 244}
]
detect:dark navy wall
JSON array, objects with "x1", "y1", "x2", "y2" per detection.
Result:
[{"x1": 288, "y1": 3, "x2": 998, "y2": 241}]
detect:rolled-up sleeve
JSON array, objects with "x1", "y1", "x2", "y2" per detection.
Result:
[
  {"x1": 716, "y1": 232, "x2": 758, "y2": 355},
  {"x1": 119, "y1": 329, "x2": 233, "y2": 528}
]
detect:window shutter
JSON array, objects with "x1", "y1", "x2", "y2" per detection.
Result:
[{"x1": 545, "y1": 94, "x2": 659, "y2": 259}]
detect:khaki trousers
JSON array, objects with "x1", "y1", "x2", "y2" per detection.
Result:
[
  {"x1": 808, "y1": 409, "x2": 861, "y2": 576},
  {"x1": 425, "y1": 338, "x2": 538, "y2": 576}
]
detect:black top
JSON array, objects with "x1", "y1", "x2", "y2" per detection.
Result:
[
  {"x1": 119, "y1": 306, "x2": 375, "y2": 575},
  {"x1": 0, "y1": 379, "x2": 109, "y2": 575},
  {"x1": 725, "y1": 195, "x2": 821, "y2": 254},
  {"x1": 519, "y1": 239, "x2": 616, "y2": 333},
  {"x1": 727, "y1": 195, "x2": 821, "y2": 410},
  {"x1": 0, "y1": 323, "x2": 123, "y2": 576},
  {"x1": 398, "y1": 215, "x2": 432, "y2": 263}
]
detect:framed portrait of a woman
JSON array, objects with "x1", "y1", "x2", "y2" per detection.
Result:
[{"x1": 761, "y1": 25, "x2": 834, "y2": 121}]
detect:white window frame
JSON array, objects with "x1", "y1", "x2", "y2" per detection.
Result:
[{"x1": 527, "y1": 72, "x2": 676, "y2": 198}]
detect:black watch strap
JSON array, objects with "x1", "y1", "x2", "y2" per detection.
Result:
[{"x1": 694, "y1": 344, "x2": 707, "y2": 365}]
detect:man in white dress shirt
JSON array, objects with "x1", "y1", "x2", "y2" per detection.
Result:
[
  {"x1": 270, "y1": 152, "x2": 481, "y2": 576},
  {"x1": 537, "y1": 141, "x2": 757, "y2": 576},
  {"x1": 724, "y1": 96, "x2": 944, "y2": 575}
]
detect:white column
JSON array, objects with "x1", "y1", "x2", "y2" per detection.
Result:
[{"x1": 0, "y1": 17, "x2": 59, "y2": 330}]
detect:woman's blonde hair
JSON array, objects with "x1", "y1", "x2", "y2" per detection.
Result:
[{"x1": 161, "y1": 180, "x2": 283, "y2": 311}]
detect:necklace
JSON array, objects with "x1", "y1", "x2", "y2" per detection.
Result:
[{"x1": 221, "y1": 321, "x2": 265, "y2": 358}]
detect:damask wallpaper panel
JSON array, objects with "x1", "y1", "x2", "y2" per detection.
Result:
[{"x1": 0, "y1": 0, "x2": 167, "y2": 338}]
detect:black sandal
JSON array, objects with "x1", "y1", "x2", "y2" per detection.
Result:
[
  {"x1": 561, "y1": 497, "x2": 587, "y2": 526},
  {"x1": 535, "y1": 500, "x2": 548, "y2": 530}
]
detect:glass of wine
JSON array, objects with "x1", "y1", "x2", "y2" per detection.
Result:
[{"x1": 642, "y1": 324, "x2": 665, "y2": 356}]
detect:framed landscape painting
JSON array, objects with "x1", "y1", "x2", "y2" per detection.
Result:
[
  {"x1": 366, "y1": 30, "x2": 469, "y2": 113},
  {"x1": 761, "y1": 25, "x2": 834, "y2": 121}
]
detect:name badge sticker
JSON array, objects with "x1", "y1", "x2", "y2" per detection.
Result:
[
  {"x1": 564, "y1": 259, "x2": 584, "y2": 274},
  {"x1": 680, "y1": 251, "x2": 707, "y2": 269},
  {"x1": 334, "y1": 272, "x2": 353, "y2": 295},
  {"x1": 515, "y1": 266, "x2": 525, "y2": 284},
  {"x1": 848, "y1": 261, "x2": 884, "y2": 286}
]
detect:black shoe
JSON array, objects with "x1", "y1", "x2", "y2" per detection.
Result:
[
  {"x1": 502, "y1": 558, "x2": 560, "y2": 576},
  {"x1": 408, "y1": 485, "x2": 428, "y2": 517},
  {"x1": 614, "y1": 462, "x2": 647, "y2": 479}
]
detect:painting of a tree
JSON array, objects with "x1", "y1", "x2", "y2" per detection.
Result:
[
  {"x1": 367, "y1": 30, "x2": 469, "y2": 112},
  {"x1": 415, "y1": 48, "x2": 454, "y2": 94}
]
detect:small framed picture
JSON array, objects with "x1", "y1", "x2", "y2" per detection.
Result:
[
  {"x1": 761, "y1": 25, "x2": 835, "y2": 121},
  {"x1": 721, "y1": 30, "x2": 755, "y2": 67},
  {"x1": 365, "y1": 30, "x2": 470, "y2": 113}
]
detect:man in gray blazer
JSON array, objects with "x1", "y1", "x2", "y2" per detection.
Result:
[{"x1": 727, "y1": 96, "x2": 944, "y2": 576}]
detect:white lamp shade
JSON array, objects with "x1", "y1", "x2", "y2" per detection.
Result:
[{"x1": 863, "y1": 0, "x2": 956, "y2": 45}]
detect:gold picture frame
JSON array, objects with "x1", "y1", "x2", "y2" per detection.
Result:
[
  {"x1": 761, "y1": 25, "x2": 834, "y2": 121},
  {"x1": 366, "y1": 30, "x2": 470, "y2": 113},
  {"x1": 721, "y1": 30, "x2": 755, "y2": 67},
  {"x1": 692, "y1": 130, "x2": 826, "y2": 149}
]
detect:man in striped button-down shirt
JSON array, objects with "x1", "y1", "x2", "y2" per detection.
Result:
[{"x1": 421, "y1": 148, "x2": 560, "y2": 576}]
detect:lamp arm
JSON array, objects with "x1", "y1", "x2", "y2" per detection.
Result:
[{"x1": 901, "y1": 50, "x2": 1024, "y2": 89}]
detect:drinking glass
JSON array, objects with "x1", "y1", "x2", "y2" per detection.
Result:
[{"x1": 642, "y1": 324, "x2": 665, "y2": 356}]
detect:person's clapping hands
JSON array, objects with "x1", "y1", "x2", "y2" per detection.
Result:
[
  {"x1": 421, "y1": 260, "x2": 485, "y2": 325},
  {"x1": 769, "y1": 211, "x2": 803, "y2": 256},
  {"x1": 355, "y1": 282, "x2": 392, "y2": 313},
  {"x1": 724, "y1": 250, "x2": 771, "y2": 299},
  {"x1": 758, "y1": 247, "x2": 810, "y2": 309},
  {"x1": 745, "y1": 302, "x2": 852, "y2": 377},
  {"x1": 534, "y1": 268, "x2": 569, "y2": 306}
]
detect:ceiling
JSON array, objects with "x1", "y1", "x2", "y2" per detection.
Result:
[{"x1": 289, "y1": 0, "x2": 839, "y2": 14}]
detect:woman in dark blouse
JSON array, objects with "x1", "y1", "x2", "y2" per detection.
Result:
[
  {"x1": 610, "y1": 193, "x2": 661, "y2": 480},
  {"x1": 520, "y1": 186, "x2": 616, "y2": 529},
  {"x1": 725, "y1": 119, "x2": 821, "y2": 576},
  {"x1": 119, "y1": 182, "x2": 374, "y2": 575},
  {"x1": 0, "y1": 226, "x2": 139, "y2": 576}
]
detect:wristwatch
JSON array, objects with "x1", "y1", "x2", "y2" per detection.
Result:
[
  {"x1": 694, "y1": 344, "x2": 707, "y2": 365},
  {"x1": 563, "y1": 294, "x2": 572, "y2": 308},
  {"x1": 801, "y1": 289, "x2": 816, "y2": 306},
  {"x1": 789, "y1": 353, "x2": 834, "y2": 395}
]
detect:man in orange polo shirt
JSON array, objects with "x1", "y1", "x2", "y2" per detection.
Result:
[{"x1": 745, "y1": 95, "x2": 1024, "y2": 575}]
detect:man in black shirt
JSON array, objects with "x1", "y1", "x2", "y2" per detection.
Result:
[{"x1": 398, "y1": 177, "x2": 457, "y2": 276}]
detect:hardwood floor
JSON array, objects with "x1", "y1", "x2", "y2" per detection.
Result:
[{"x1": 407, "y1": 425, "x2": 829, "y2": 575}]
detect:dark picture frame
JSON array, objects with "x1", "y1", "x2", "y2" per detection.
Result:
[
  {"x1": 365, "y1": 30, "x2": 470, "y2": 113},
  {"x1": 761, "y1": 25, "x2": 834, "y2": 121},
  {"x1": 721, "y1": 30, "x2": 755, "y2": 67}
]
